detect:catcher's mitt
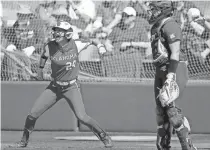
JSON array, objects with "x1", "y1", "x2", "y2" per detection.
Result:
[{"x1": 158, "y1": 74, "x2": 179, "y2": 107}]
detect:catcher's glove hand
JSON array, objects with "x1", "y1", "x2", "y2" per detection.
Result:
[{"x1": 158, "y1": 73, "x2": 179, "y2": 107}]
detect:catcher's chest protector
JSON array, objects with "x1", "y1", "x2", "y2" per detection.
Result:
[{"x1": 150, "y1": 19, "x2": 172, "y2": 67}]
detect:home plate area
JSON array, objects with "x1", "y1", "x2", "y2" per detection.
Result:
[
  {"x1": 2, "y1": 131, "x2": 210, "y2": 150},
  {"x1": 54, "y1": 135, "x2": 177, "y2": 141}
]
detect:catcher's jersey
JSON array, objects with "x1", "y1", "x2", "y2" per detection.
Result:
[
  {"x1": 150, "y1": 18, "x2": 187, "y2": 67},
  {"x1": 47, "y1": 39, "x2": 79, "y2": 81}
]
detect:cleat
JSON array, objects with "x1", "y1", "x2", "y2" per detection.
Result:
[
  {"x1": 157, "y1": 122, "x2": 172, "y2": 150},
  {"x1": 187, "y1": 138, "x2": 197, "y2": 150},
  {"x1": 9, "y1": 140, "x2": 28, "y2": 148},
  {"x1": 101, "y1": 135, "x2": 113, "y2": 148},
  {"x1": 156, "y1": 135, "x2": 171, "y2": 150},
  {"x1": 16, "y1": 140, "x2": 28, "y2": 148},
  {"x1": 160, "y1": 136, "x2": 171, "y2": 150}
]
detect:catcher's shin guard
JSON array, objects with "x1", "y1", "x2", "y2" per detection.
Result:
[
  {"x1": 167, "y1": 104, "x2": 183, "y2": 129},
  {"x1": 156, "y1": 122, "x2": 173, "y2": 150},
  {"x1": 176, "y1": 117, "x2": 197, "y2": 150}
]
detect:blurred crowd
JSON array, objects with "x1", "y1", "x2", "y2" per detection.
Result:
[{"x1": 0, "y1": 0, "x2": 210, "y2": 81}]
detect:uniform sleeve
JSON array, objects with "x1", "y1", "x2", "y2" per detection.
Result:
[
  {"x1": 163, "y1": 21, "x2": 182, "y2": 44},
  {"x1": 75, "y1": 40, "x2": 91, "y2": 53}
]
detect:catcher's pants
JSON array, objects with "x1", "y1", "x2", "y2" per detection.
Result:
[{"x1": 154, "y1": 61, "x2": 188, "y2": 127}]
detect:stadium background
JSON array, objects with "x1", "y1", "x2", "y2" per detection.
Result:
[{"x1": 1, "y1": 0, "x2": 210, "y2": 136}]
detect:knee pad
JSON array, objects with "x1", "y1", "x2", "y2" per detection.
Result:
[
  {"x1": 179, "y1": 116, "x2": 191, "y2": 133},
  {"x1": 167, "y1": 107, "x2": 183, "y2": 129}
]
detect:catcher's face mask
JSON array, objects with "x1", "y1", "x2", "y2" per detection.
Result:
[{"x1": 146, "y1": 1, "x2": 174, "y2": 25}]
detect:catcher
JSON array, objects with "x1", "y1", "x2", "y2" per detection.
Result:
[
  {"x1": 145, "y1": 1, "x2": 197, "y2": 150},
  {"x1": 12, "y1": 20, "x2": 112, "y2": 148}
]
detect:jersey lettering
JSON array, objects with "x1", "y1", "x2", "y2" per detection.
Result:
[
  {"x1": 48, "y1": 40, "x2": 79, "y2": 81},
  {"x1": 50, "y1": 53, "x2": 77, "y2": 61},
  {"x1": 66, "y1": 60, "x2": 77, "y2": 70}
]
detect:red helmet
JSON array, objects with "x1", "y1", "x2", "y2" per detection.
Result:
[
  {"x1": 147, "y1": 1, "x2": 174, "y2": 24},
  {"x1": 52, "y1": 20, "x2": 73, "y2": 40}
]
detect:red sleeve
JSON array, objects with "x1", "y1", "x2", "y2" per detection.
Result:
[{"x1": 162, "y1": 21, "x2": 182, "y2": 44}]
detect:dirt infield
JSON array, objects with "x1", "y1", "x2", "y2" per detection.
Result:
[{"x1": 1, "y1": 131, "x2": 210, "y2": 150}]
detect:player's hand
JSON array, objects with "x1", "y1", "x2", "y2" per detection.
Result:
[
  {"x1": 158, "y1": 73, "x2": 179, "y2": 107},
  {"x1": 97, "y1": 44, "x2": 107, "y2": 55}
]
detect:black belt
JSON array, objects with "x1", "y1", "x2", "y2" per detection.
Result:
[{"x1": 52, "y1": 79, "x2": 77, "y2": 86}]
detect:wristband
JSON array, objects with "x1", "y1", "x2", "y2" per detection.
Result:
[
  {"x1": 40, "y1": 55, "x2": 48, "y2": 69},
  {"x1": 168, "y1": 59, "x2": 179, "y2": 73}
]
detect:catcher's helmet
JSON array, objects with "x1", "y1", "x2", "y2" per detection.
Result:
[
  {"x1": 147, "y1": 1, "x2": 174, "y2": 24},
  {"x1": 52, "y1": 20, "x2": 73, "y2": 40}
]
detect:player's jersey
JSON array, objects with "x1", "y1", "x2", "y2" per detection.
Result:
[
  {"x1": 150, "y1": 18, "x2": 187, "y2": 67},
  {"x1": 48, "y1": 39, "x2": 79, "y2": 81}
]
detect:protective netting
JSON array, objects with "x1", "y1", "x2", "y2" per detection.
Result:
[{"x1": 1, "y1": 1, "x2": 210, "y2": 82}]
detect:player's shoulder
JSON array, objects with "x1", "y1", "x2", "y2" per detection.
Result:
[
  {"x1": 66, "y1": 39, "x2": 78, "y2": 50},
  {"x1": 44, "y1": 40, "x2": 55, "y2": 50},
  {"x1": 69, "y1": 38, "x2": 77, "y2": 46},
  {"x1": 162, "y1": 18, "x2": 181, "y2": 32},
  {"x1": 45, "y1": 40, "x2": 54, "y2": 45}
]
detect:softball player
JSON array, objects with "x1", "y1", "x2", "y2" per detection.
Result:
[
  {"x1": 14, "y1": 20, "x2": 112, "y2": 148},
  {"x1": 145, "y1": 1, "x2": 197, "y2": 150}
]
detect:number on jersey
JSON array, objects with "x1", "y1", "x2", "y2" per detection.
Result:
[{"x1": 66, "y1": 60, "x2": 76, "y2": 70}]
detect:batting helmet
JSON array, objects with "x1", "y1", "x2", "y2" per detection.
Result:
[{"x1": 52, "y1": 20, "x2": 73, "y2": 40}]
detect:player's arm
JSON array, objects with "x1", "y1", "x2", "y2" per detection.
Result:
[
  {"x1": 37, "y1": 44, "x2": 49, "y2": 80},
  {"x1": 90, "y1": 38, "x2": 107, "y2": 55},
  {"x1": 130, "y1": 41, "x2": 151, "y2": 48},
  {"x1": 39, "y1": 43, "x2": 49, "y2": 68},
  {"x1": 190, "y1": 21, "x2": 205, "y2": 36},
  {"x1": 102, "y1": 1, "x2": 127, "y2": 35},
  {"x1": 103, "y1": 13, "x2": 122, "y2": 34},
  {"x1": 158, "y1": 22, "x2": 182, "y2": 107},
  {"x1": 75, "y1": 37, "x2": 107, "y2": 55},
  {"x1": 168, "y1": 41, "x2": 180, "y2": 74},
  {"x1": 164, "y1": 22, "x2": 182, "y2": 75}
]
